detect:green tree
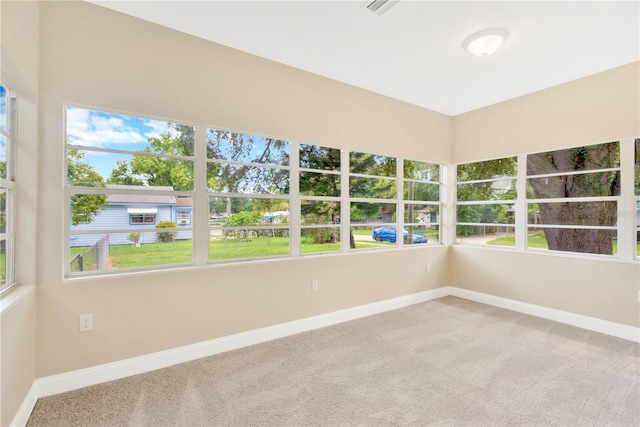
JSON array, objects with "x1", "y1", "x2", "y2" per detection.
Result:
[
  {"x1": 527, "y1": 143, "x2": 619, "y2": 254},
  {"x1": 206, "y1": 130, "x2": 289, "y2": 194},
  {"x1": 404, "y1": 160, "x2": 440, "y2": 241},
  {"x1": 130, "y1": 132, "x2": 193, "y2": 190},
  {"x1": 107, "y1": 160, "x2": 144, "y2": 186},
  {"x1": 67, "y1": 149, "x2": 107, "y2": 225},
  {"x1": 349, "y1": 152, "x2": 396, "y2": 247},
  {"x1": 299, "y1": 144, "x2": 341, "y2": 244},
  {"x1": 457, "y1": 158, "x2": 517, "y2": 236}
]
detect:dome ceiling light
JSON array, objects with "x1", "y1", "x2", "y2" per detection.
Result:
[{"x1": 464, "y1": 28, "x2": 508, "y2": 57}]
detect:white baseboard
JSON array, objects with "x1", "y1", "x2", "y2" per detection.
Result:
[
  {"x1": 447, "y1": 287, "x2": 640, "y2": 343},
  {"x1": 35, "y1": 286, "x2": 450, "y2": 400},
  {"x1": 10, "y1": 382, "x2": 38, "y2": 427},
  {"x1": 12, "y1": 285, "x2": 639, "y2": 426}
]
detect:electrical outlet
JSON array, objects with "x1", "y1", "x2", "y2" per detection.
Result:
[
  {"x1": 312, "y1": 280, "x2": 319, "y2": 292},
  {"x1": 79, "y1": 313, "x2": 93, "y2": 332}
]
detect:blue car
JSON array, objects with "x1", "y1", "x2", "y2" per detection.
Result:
[{"x1": 372, "y1": 226, "x2": 428, "y2": 244}]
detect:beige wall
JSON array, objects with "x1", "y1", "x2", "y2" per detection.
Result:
[
  {"x1": 36, "y1": 1, "x2": 451, "y2": 377},
  {"x1": 1, "y1": 287, "x2": 37, "y2": 427},
  {"x1": 453, "y1": 62, "x2": 640, "y2": 162},
  {"x1": 451, "y1": 62, "x2": 640, "y2": 327},
  {"x1": 1, "y1": 1, "x2": 638, "y2": 423},
  {"x1": 1, "y1": 1, "x2": 39, "y2": 425},
  {"x1": 451, "y1": 248, "x2": 640, "y2": 327}
]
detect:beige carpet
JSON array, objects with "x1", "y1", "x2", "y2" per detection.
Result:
[{"x1": 27, "y1": 296, "x2": 640, "y2": 426}]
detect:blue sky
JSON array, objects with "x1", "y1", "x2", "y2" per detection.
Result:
[
  {"x1": 66, "y1": 106, "x2": 174, "y2": 180},
  {"x1": 67, "y1": 106, "x2": 291, "y2": 181},
  {"x1": 0, "y1": 85, "x2": 7, "y2": 163}
]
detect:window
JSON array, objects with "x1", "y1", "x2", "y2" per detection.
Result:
[
  {"x1": 0, "y1": 84, "x2": 16, "y2": 293},
  {"x1": 207, "y1": 129, "x2": 290, "y2": 261},
  {"x1": 299, "y1": 143, "x2": 341, "y2": 254},
  {"x1": 176, "y1": 211, "x2": 191, "y2": 225},
  {"x1": 349, "y1": 151, "x2": 397, "y2": 249},
  {"x1": 526, "y1": 141, "x2": 619, "y2": 256},
  {"x1": 129, "y1": 214, "x2": 156, "y2": 224},
  {"x1": 453, "y1": 139, "x2": 640, "y2": 260},
  {"x1": 66, "y1": 106, "x2": 194, "y2": 274},
  {"x1": 635, "y1": 139, "x2": 640, "y2": 257},
  {"x1": 64, "y1": 106, "x2": 443, "y2": 277},
  {"x1": 456, "y1": 157, "x2": 517, "y2": 246},
  {"x1": 404, "y1": 160, "x2": 440, "y2": 245}
]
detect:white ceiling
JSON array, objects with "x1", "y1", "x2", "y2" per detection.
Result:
[{"x1": 89, "y1": 1, "x2": 639, "y2": 116}]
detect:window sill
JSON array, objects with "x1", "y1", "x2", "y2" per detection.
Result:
[
  {"x1": 453, "y1": 243, "x2": 640, "y2": 264},
  {"x1": 0, "y1": 284, "x2": 35, "y2": 315}
]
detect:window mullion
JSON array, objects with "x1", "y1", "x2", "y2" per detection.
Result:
[
  {"x1": 290, "y1": 143, "x2": 300, "y2": 257},
  {"x1": 442, "y1": 164, "x2": 456, "y2": 246},
  {"x1": 618, "y1": 137, "x2": 635, "y2": 261},
  {"x1": 341, "y1": 150, "x2": 350, "y2": 253},
  {"x1": 194, "y1": 125, "x2": 209, "y2": 266},
  {"x1": 396, "y1": 158, "x2": 403, "y2": 248},
  {"x1": 515, "y1": 154, "x2": 527, "y2": 251}
]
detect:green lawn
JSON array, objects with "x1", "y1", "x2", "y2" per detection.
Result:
[
  {"x1": 70, "y1": 237, "x2": 352, "y2": 271},
  {"x1": 70, "y1": 233, "x2": 403, "y2": 271}
]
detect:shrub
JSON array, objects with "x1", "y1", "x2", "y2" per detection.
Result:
[
  {"x1": 127, "y1": 232, "x2": 141, "y2": 247},
  {"x1": 156, "y1": 221, "x2": 177, "y2": 242},
  {"x1": 222, "y1": 211, "x2": 262, "y2": 240}
]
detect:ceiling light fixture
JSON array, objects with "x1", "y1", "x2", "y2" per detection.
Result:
[{"x1": 463, "y1": 28, "x2": 508, "y2": 57}]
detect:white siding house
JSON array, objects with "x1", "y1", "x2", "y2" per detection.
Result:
[{"x1": 70, "y1": 185, "x2": 193, "y2": 247}]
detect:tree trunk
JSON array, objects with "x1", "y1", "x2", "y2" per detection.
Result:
[{"x1": 526, "y1": 144, "x2": 618, "y2": 255}]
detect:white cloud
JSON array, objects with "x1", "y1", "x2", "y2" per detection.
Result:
[
  {"x1": 66, "y1": 107, "x2": 150, "y2": 148},
  {"x1": 142, "y1": 119, "x2": 177, "y2": 140}
]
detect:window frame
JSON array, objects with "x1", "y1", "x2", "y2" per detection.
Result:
[
  {"x1": 402, "y1": 159, "x2": 441, "y2": 246},
  {"x1": 455, "y1": 157, "x2": 517, "y2": 247},
  {"x1": 65, "y1": 105, "x2": 196, "y2": 276},
  {"x1": 61, "y1": 105, "x2": 443, "y2": 278},
  {"x1": 0, "y1": 84, "x2": 17, "y2": 294},
  {"x1": 348, "y1": 150, "x2": 398, "y2": 251},
  {"x1": 454, "y1": 138, "x2": 639, "y2": 262},
  {"x1": 525, "y1": 141, "x2": 620, "y2": 257},
  {"x1": 298, "y1": 143, "x2": 342, "y2": 256},
  {"x1": 206, "y1": 128, "x2": 292, "y2": 263},
  {"x1": 129, "y1": 213, "x2": 156, "y2": 225}
]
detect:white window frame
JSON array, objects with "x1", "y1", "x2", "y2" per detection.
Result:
[
  {"x1": 454, "y1": 138, "x2": 640, "y2": 262},
  {"x1": 205, "y1": 128, "x2": 292, "y2": 263},
  {"x1": 402, "y1": 159, "x2": 442, "y2": 246},
  {"x1": 455, "y1": 158, "x2": 517, "y2": 247},
  {"x1": 176, "y1": 210, "x2": 191, "y2": 225},
  {"x1": 129, "y1": 213, "x2": 156, "y2": 225},
  {"x1": 65, "y1": 105, "x2": 195, "y2": 276},
  {"x1": 63, "y1": 106, "x2": 443, "y2": 278},
  {"x1": 0, "y1": 84, "x2": 17, "y2": 294},
  {"x1": 348, "y1": 151, "x2": 398, "y2": 251},
  {"x1": 525, "y1": 141, "x2": 621, "y2": 257},
  {"x1": 298, "y1": 143, "x2": 342, "y2": 256}
]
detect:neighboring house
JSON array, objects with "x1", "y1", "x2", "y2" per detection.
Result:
[
  {"x1": 261, "y1": 210, "x2": 289, "y2": 224},
  {"x1": 70, "y1": 185, "x2": 193, "y2": 247},
  {"x1": 416, "y1": 207, "x2": 439, "y2": 228}
]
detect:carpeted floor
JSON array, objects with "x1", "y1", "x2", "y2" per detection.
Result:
[{"x1": 27, "y1": 296, "x2": 640, "y2": 426}]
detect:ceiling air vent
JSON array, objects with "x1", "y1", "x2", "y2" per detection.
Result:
[{"x1": 363, "y1": 0, "x2": 399, "y2": 15}]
